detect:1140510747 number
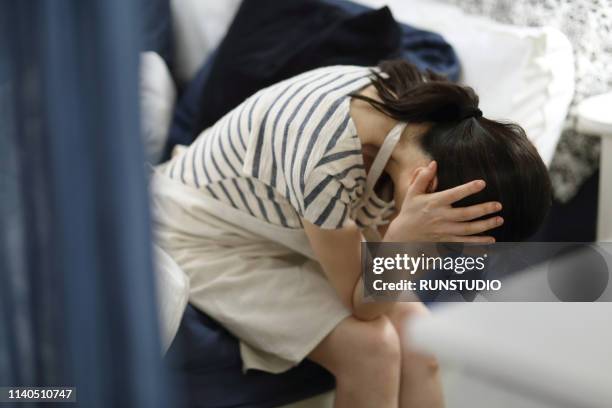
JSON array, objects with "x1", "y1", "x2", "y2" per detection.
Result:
[{"x1": 0, "y1": 387, "x2": 76, "y2": 403}]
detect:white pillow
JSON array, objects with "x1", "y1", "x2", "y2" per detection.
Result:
[
  {"x1": 170, "y1": 0, "x2": 242, "y2": 85},
  {"x1": 153, "y1": 243, "x2": 190, "y2": 353},
  {"x1": 140, "y1": 51, "x2": 176, "y2": 164},
  {"x1": 356, "y1": 0, "x2": 575, "y2": 166}
]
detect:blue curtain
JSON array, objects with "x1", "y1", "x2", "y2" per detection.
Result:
[{"x1": 0, "y1": 1, "x2": 169, "y2": 407}]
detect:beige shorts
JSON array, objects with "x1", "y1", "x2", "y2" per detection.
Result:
[{"x1": 150, "y1": 171, "x2": 351, "y2": 373}]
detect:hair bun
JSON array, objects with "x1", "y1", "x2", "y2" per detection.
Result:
[{"x1": 461, "y1": 107, "x2": 482, "y2": 120}]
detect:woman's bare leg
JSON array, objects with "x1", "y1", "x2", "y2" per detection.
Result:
[
  {"x1": 387, "y1": 302, "x2": 444, "y2": 408},
  {"x1": 308, "y1": 315, "x2": 401, "y2": 408}
]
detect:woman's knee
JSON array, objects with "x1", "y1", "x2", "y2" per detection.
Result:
[
  {"x1": 360, "y1": 316, "x2": 402, "y2": 362},
  {"x1": 389, "y1": 302, "x2": 428, "y2": 324},
  {"x1": 324, "y1": 316, "x2": 401, "y2": 378},
  {"x1": 388, "y1": 303, "x2": 440, "y2": 371}
]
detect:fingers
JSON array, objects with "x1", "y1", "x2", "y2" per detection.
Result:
[
  {"x1": 447, "y1": 201, "x2": 502, "y2": 222},
  {"x1": 444, "y1": 215, "x2": 504, "y2": 236},
  {"x1": 408, "y1": 161, "x2": 437, "y2": 195},
  {"x1": 434, "y1": 179, "x2": 486, "y2": 205}
]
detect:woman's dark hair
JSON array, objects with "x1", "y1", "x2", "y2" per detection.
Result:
[{"x1": 351, "y1": 60, "x2": 552, "y2": 241}]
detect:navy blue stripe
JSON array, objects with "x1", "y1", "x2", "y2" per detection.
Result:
[
  {"x1": 297, "y1": 76, "x2": 367, "y2": 200},
  {"x1": 201, "y1": 130, "x2": 215, "y2": 183},
  {"x1": 235, "y1": 95, "x2": 261, "y2": 152},
  {"x1": 227, "y1": 111, "x2": 243, "y2": 166},
  {"x1": 205, "y1": 185, "x2": 219, "y2": 200},
  {"x1": 231, "y1": 179, "x2": 255, "y2": 217},
  {"x1": 302, "y1": 175, "x2": 362, "y2": 210},
  {"x1": 184, "y1": 68, "x2": 370, "y2": 227},
  {"x1": 194, "y1": 135, "x2": 208, "y2": 183},
  {"x1": 199, "y1": 95, "x2": 273, "y2": 221},
  {"x1": 266, "y1": 185, "x2": 289, "y2": 227},
  {"x1": 369, "y1": 196, "x2": 385, "y2": 209},
  {"x1": 234, "y1": 103, "x2": 247, "y2": 153},
  {"x1": 345, "y1": 181, "x2": 364, "y2": 192},
  {"x1": 281, "y1": 72, "x2": 349, "y2": 203},
  {"x1": 206, "y1": 130, "x2": 239, "y2": 208},
  {"x1": 191, "y1": 142, "x2": 201, "y2": 188},
  {"x1": 313, "y1": 186, "x2": 344, "y2": 226},
  {"x1": 304, "y1": 167, "x2": 366, "y2": 209},
  {"x1": 246, "y1": 94, "x2": 262, "y2": 150},
  {"x1": 216, "y1": 181, "x2": 238, "y2": 208},
  {"x1": 303, "y1": 175, "x2": 334, "y2": 208},
  {"x1": 312, "y1": 162, "x2": 364, "y2": 178},
  {"x1": 217, "y1": 119, "x2": 240, "y2": 178},
  {"x1": 283, "y1": 73, "x2": 353, "y2": 202},
  {"x1": 324, "y1": 114, "x2": 351, "y2": 153},
  {"x1": 179, "y1": 148, "x2": 188, "y2": 184},
  {"x1": 362, "y1": 206, "x2": 377, "y2": 219},
  {"x1": 270, "y1": 71, "x2": 332, "y2": 191},
  {"x1": 209, "y1": 123, "x2": 232, "y2": 180},
  {"x1": 208, "y1": 126, "x2": 227, "y2": 179},
  {"x1": 334, "y1": 163, "x2": 365, "y2": 177},
  {"x1": 336, "y1": 205, "x2": 349, "y2": 228},
  {"x1": 169, "y1": 155, "x2": 178, "y2": 179},
  {"x1": 316, "y1": 149, "x2": 362, "y2": 167},
  {"x1": 250, "y1": 73, "x2": 315, "y2": 179},
  {"x1": 246, "y1": 178, "x2": 269, "y2": 222},
  {"x1": 263, "y1": 70, "x2": 330, "y2": 182}
]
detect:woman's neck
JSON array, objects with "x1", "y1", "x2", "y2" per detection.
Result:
[
  {"x1": 350, "y1": 85, "x2": 398, "y2": 148},
  {"x1": 349, "y1": 86, "x2": 433, "y2": 186},
  {"x1": 351, "y1": 87, "x2": 395, "y2": 176}
]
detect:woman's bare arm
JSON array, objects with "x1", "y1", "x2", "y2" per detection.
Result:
[
  {"x1": 303, "y1": 220, "x2": 393, "y2": 321},
  {"x1": 302, "y1": 163, "x2": 503, "y2": 321}
]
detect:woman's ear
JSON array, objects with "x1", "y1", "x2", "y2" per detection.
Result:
[
  {"x1": 428, "y1": 175, "x2": 438, "y2": 193},
  {"x1": 409, "y1": 165, "x2": 438, "y2": 193},
  {"x1": 409, "y1": 166, "x2": 426, "y2": 186}
]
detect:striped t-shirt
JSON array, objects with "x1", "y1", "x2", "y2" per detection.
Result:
[{"x1": 160, "y1": 65, "x2": 394, "y2": 229}]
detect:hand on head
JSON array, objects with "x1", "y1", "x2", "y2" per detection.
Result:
[{"x1": 384, "y1": 161, "x2": 503, "y2": 243}]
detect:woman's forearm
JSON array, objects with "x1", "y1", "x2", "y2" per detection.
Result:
[{"x1": 350, "y1": 225, "x2": 419, "y2": 321}]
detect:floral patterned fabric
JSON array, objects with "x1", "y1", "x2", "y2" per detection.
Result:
[{"x1": 443, "y1": 0, "x2": 612, "y2": 201}]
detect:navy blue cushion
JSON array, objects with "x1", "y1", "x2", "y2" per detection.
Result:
[
  {"x1": 165, "y1": 50, "x2": 217, "y2": 153},
  {"x1": 140, "y1": 0, "x2": 173, "y2": 66},
  {"x1": 164, "y1": 0, "x2": 460, "y2": 158},
  {"x1": 165, "y1": 304, "x2": 335, "y2": 408},
  {"x1": 323, "y1": 0, "x2": 459, "y2": 79}
]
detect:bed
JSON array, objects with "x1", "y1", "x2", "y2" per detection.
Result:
[{"x1": 142, "y1": 1, "x2": 576, "y2": 407}]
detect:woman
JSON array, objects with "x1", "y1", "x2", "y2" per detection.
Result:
[{"x1": 151, "y1": 60, "x2": 551, "y2": 408}]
